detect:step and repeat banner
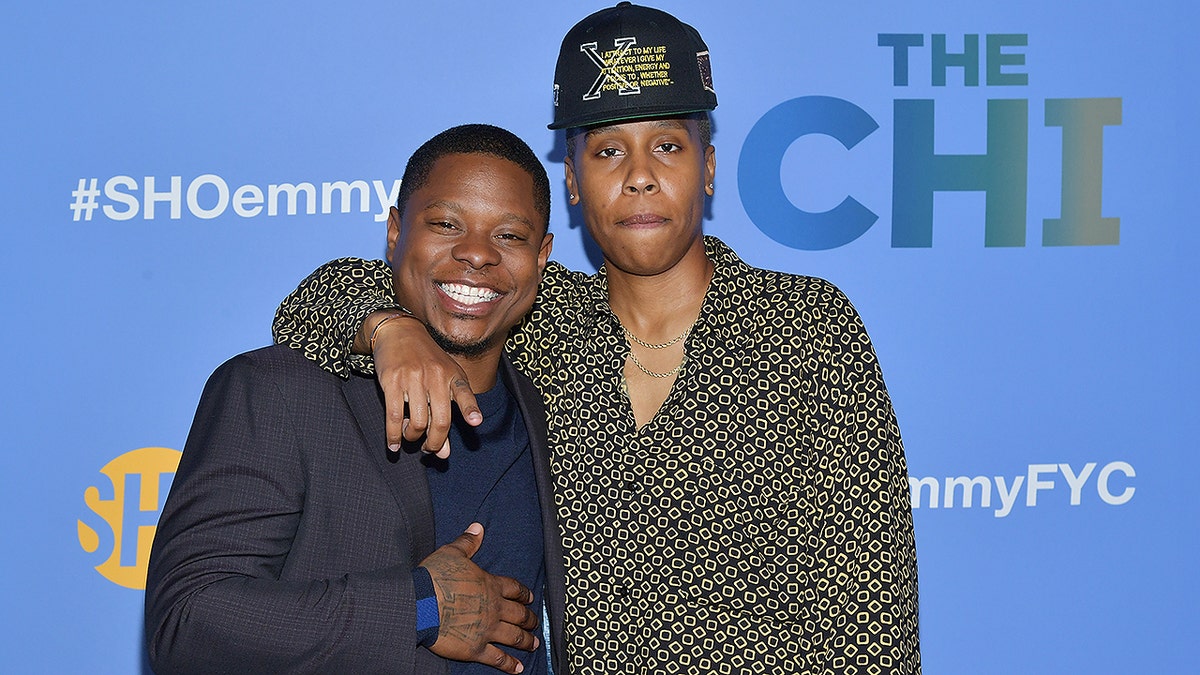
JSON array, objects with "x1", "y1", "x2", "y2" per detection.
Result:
[{"x1": 2, "y1": 1, "x2": 1195, "y2": 672}]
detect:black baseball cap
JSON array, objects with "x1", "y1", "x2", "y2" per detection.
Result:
[{"x1": 549, "y1": 2, "x2": 717, "y2": 130}]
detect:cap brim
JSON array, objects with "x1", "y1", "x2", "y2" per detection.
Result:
[{"x1": 549, "y1": 105, "x2": 716, "y2": 130}]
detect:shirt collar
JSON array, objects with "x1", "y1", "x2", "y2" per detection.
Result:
[{"x1": 583, "y1": 236, "x2": 755, "y2": 343}]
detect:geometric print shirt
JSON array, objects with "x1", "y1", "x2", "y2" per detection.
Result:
[{"x1": 273, "y1": 236, "x2": 921, "y2": 674}]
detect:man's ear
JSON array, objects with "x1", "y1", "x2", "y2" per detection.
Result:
[
  {"x1": 704, "y1": 144, "x2": 716, "y2": 196},
  {"x1": 385, "y1": 206, "x2": 401, "y2": 263},
  {"x1": 537, "y1": 232, "x2": 554, "y2": 275},
  {"x1": 564, "y1": 157, "x2": 580, "y2": 206}
]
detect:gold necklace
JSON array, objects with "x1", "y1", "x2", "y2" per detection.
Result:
[
  {"x1": 619, "y1": 314, "x2": 696, "y2": 345},
  {"x1": 619, "y1": 319, "x2": 693, "y2": 378},
  {"x1": 627, "y1": 348, "x2": 686, "y2": 379},
  {"x1": 622, "y1": 322, "x2": 691, "y2": 350}
]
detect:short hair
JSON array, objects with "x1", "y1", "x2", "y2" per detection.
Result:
[
  {"x1": 564, "y1": 112, "x2": 712, "y2": 161},
  {"x1": 396, "y1": 124, "x2": 551, "y2": 230}
]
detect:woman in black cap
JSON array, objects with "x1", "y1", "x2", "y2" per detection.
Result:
[{"x1": 274, "y1": 4, "x2": 921, "y2": 674}]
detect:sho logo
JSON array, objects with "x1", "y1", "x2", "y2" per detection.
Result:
[{"x1": 77, "y1": 447, "x2": 181, "y2": 589}]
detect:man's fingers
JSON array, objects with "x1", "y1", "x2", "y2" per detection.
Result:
[
  {"x1": 370, "y1": 316, "x2": 481, "y2": 452},
  {"x1": 506, "y1": 622, "x2": 540, "y2": 651},
  {"x1": 404, "y1": 391, "x2": 430, "y2": 442},
  {"x1": 475, "y1": 644, "x2": 524, "y2": 674},
  {"x1": 423, "y1": 393, "x2": 456, "y2": 455},
  {"x1": 444, "y1": 522, "x2": 485, "y2": 558},
  {"x1": 498, "y1": 599, "x2": 539, "y2": 631},
  {"x1": 382, "y1": 379, "x2": 469, "y2": 456},
  {"x1": 384, "y1": 392, "x2": 408, "y2": 451},
  {"x1": 451, "y1": 378, "x2": 483, "y2": 427},
  {"x1": 497, "y1": 575, "x2": 534, "y2": 604},
  {"x1": 488, "y1": 620, "x2": 539, "y2": 653}
]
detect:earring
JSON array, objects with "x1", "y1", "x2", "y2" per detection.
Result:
[
  {"x1": 569, "y1": 194, "x2": 576, "y2": 200},
  {"x1": 707, "y1": 183, "x2": 714, "y2": 191}
]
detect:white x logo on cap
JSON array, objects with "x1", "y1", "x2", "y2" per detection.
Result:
[{"x1": 580, "y1": 37, "x2": 640, "y2": 101}]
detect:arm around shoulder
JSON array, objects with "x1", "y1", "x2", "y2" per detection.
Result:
[{"x1": 272, "y1": 257, "x2": 400, "y2": 378}]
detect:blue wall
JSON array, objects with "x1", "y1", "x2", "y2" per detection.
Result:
[{"x1": 2, "y1": 1, "x2": 1196, "y2": 672}]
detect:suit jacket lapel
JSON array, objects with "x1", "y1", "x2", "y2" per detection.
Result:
[
  {"x1": 499, "y1": 356, "x2": 566, "y2": 673},
  {"x1": 340, "y1": 373, "x2": 437, "y2": 564}
]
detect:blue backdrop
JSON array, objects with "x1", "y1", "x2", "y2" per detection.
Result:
[{"x1": 2, "y1": 1, "x2": 1196, "y2": 672}]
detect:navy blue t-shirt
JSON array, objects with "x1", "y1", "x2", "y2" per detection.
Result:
[{"x1": 424, "y1": 378, "x2": 547, "y2": 675}]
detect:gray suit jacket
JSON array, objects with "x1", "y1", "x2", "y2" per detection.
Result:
[{"x1": 145, "y1": 345, "x2": 565, "y2": 674}]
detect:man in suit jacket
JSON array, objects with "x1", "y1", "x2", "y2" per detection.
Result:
[{"x1": 145, "y1": 124, "x2": 563, "y2": 675}]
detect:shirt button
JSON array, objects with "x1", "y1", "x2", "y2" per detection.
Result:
[{"x1": 615, "y1": 584, "x2": 629, "y2": 598}]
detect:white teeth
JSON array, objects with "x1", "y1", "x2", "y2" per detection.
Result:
[{"x1": 439, "y1": 283, "x2": 501, "y2": 305}]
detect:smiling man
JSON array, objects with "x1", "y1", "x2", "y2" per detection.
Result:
[{"x1": 145, "y1": 124, "x2": 563, "y2": 675}]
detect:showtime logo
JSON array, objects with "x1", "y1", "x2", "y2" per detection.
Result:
[{"x1": 77, "y1": 447, "x2": 180, "y2": 589}]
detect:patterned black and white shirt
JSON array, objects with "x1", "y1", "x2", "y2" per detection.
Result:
[{"x1": 274, "y1": 236, "x2": 921, "y2": 674}]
